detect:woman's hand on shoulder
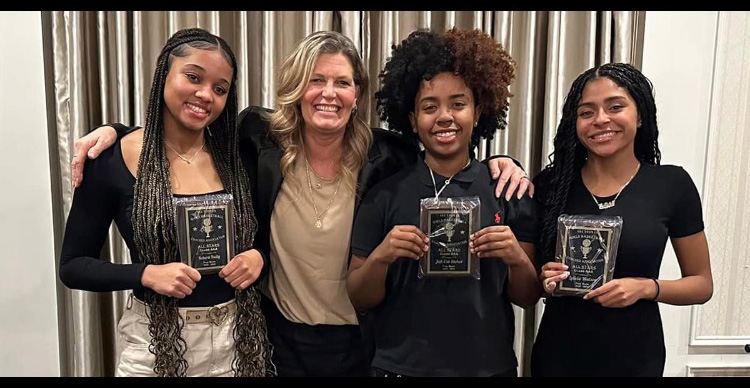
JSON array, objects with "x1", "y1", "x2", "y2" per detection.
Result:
[
  {"x1": 487, "y1": 157, "x2": 534, "y2": 200},
  {"x1": 71, "y1": 126, "x2": 119, "y2": 188}
]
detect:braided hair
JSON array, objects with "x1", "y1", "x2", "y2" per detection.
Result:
[
  {"x1": 131, "y1": 27, "x2": 273, "y2": 376},
  {"x1": 535, "y1": 62, "x2": 661, "y2": 264},
  {"x1": 376, "y1": 28, "x2": 515, "y2": 148}
]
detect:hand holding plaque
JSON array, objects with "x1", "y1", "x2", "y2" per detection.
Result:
[
  {"x1": 419, "y1": 196, "x2": 481, "y2": 279},
  {"x1": 552, "y1": 214, "x2": 623, "y2": 296},
  {"x1": 174, "y1": 194, "x2": 236, "y2": 275}
]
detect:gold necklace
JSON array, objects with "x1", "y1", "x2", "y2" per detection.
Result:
[
  {"x1": 589, "y1": 163, "x2": 641, "y2": 210},
  {"x1": 307, "y1": 163, "x2": 338, "y2": 189},
  {"x1": 304, "y1": 157, "x2": 341, "y2": 229},
  {"x1": 165, "y1": 138, "x2": 205, "y2": 164}
]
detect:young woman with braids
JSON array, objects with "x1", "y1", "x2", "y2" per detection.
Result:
[
  {"x1": 531, "y1": 63, "x2": 713, "y2": 376},
  {"x1": 347, "y1": 29, "x2": 541, "y2": 377},
  {"x1": 69, "y1": 31, "x2": 531, "y2": 376},
  {"x1": 59, "y1": 28, "x2": 273, "y2": 377}
]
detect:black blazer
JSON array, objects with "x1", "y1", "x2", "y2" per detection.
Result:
[{"x1": 236, "y1": 106, "x2": 420, "y2": 282}]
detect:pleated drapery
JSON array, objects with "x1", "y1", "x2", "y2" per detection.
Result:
[{"x1": 45, "y1": 10, "x2": 643, "y2": 376}]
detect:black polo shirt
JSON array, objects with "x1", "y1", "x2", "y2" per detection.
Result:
[{"x1": 351, "y1": 154, "x2": 537, "y2": 377}]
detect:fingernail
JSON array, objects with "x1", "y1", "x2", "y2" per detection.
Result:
[
  {"x1": 562, "y1": 272, "x2": 569, "y2": 278},
  {"x1": 562, "y1": 265, "x2": 569, "y2": 270}
]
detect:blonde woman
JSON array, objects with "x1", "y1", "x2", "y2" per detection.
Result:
[{"x1": 71, "y1": 31, "x2": 530, "y2": 376}]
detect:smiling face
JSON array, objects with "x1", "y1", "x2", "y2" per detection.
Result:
[
  {"x1": 576, "y1": 76, "x2": 640, "y2": 160},
  {"x1": 162, "y1": 46, "x2": 233, "y2": 133},
  {"x1": 410, "y1": 72, "x2": 479, "y2": 162},
  {"x1": 300, "y1": 53, "x2": 358, "y2": 138}
]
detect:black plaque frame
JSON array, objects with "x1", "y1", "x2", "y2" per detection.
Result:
[
  {"x1": 175, "y1": 195, "x2": 236, "y2": 275},
  {"x1": 419, "y1": 196, "x2": 481, "y2": 279}
]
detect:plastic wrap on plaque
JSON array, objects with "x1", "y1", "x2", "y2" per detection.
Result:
[
  {"x1": 553, "y1": 214, "x2": 623, "y2": 296},
  {"x1": 419, "y1": 196, "x2": 480, "y2": 279},
  {"x1": 174, "y1": 194, "x2": 236, "y2": 275}
]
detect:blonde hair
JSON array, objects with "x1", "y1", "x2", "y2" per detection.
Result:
[{"x1": 267, "y1": 31, "x2": 372, "y2": 194}]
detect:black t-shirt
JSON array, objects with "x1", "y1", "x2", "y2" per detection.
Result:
[
  {"x1": 59, "y1": 137, "x2": 235, "y2": 307},
  {"x1": 351, "y1": 155, "x2": 538, "y2": 377},
  {"x1": 531, "y1": 164, "x2": 704, "y2": 376}
]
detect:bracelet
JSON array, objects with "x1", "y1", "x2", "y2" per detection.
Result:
[{"x1": 651, "y1": 278, "x2": 660, "y2": 302}]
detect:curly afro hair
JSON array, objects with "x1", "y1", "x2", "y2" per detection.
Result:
[{"x1": 375, "y1": 28, "x2": 516, "y2": 148}]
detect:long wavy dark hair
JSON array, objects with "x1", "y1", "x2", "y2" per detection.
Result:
[
  {"x1": 131, "y1": 27, "x2": 273, "y2": 376},
  {"x1": 535, "y1": 62, "x2": 662, "y2": 264}
]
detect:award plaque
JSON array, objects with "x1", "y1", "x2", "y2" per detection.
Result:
[
  {"x1": 554, "y1": 214, "x2": 623, "y2": 296},
  {"x1": 419, "y1": 196, "x2": 481, "y2": 279},
  {"x1": 174, "y1": 194, "x2": 236, "y2": 275}
]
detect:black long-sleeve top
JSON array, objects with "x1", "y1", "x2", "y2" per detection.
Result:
[{"x1": 59, "y1": 127, "x2": 234, "y2": 307}]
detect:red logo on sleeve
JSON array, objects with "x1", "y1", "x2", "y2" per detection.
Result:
[{"x1": 494, "y1": 211, "x2": 501, "y2": 224}]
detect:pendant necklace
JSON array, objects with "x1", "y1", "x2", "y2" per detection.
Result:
[{"x1": 590, "y1": 163, "x2": 641, "y2": 210}]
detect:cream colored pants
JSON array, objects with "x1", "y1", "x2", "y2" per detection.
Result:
[{"x1": 115, "y1": 296, "x2": 236, "y2": 377}]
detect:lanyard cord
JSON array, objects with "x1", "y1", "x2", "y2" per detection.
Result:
[{"x1": 427, "y1": 159, "x2": 471, "y2": 199}]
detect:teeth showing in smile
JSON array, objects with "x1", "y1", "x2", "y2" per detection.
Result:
[
  {"x1": 315, "y1": 105, "x2": 339, "y2": 112},
  {"x1": 187, "y1": 103, "x2": 207, "y2": 114},
  {"x1": 435, "y1": 131, "x2": 457, "y2": 138},
  {"x1": 591, "y1": 131, "x2": 615, "y2": 141}
]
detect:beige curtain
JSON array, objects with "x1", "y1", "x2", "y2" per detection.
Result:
[{"x1": 45, "y1": 10, "x2": 643, "y2": 377}]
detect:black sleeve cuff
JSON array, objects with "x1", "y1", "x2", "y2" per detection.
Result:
[
  {"x1": 481, "y1": 154, "x2": 524, "y2": 170},
  {"x1": 254, "y1": 248, "x2": 271, "y2": 285},
  {"x1": 98, "y1": 123, "x2": 141, "y2": 141}
]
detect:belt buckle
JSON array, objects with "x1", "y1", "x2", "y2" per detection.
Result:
[{"x1": 208, "y1": 306, "x2": 229, "y2": 326}]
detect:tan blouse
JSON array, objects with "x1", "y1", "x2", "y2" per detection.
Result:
[{"x1": 262, "y1": 158, "x2": 358, "y2": 325}]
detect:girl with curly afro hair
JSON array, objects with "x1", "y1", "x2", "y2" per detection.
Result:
[
  {"x1": 376, "y1": 28, "x2": 516, "y2": 149},
  {"x1": 347, "y1": 28, "x2": 541, "y2": 377}
]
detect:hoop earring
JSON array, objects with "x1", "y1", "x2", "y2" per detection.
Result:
[{"x1": 206, "y1": 125, "x2": 213, "y2": 137}]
